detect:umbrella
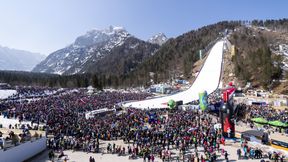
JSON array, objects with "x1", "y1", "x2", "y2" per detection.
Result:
[
  {"x1": 188, "y1": 127, "x2": 198, "y2": 132},
  {"x1": 268, "y1": 120, "x2": 288, "y2": 127},
  {"x1": 167, "y1": 99, "x2": 176, "y2": 109},
  {"x1": 142, "y1": 126, "x2": 149, "y2": 130},
  {"x1": 251, "y1": 117, "x2": 268, "y2": 124}
]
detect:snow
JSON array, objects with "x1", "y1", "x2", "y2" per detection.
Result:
[
  {"x1": 0, "y1": 90, "x2": 17, "y2": 99},
  {"x1": 72, "y1": 68, "x2": 81, "y2": 74},
  {"x1": 54, "y1": 69, "x2": 65, "y2": 75},
  {"x1": 65, "y1": 53, "x2": 70, "y2": 57},
  {"x1": 88, "y1": 48, "x2": 95, "y2": 53},
  {"x1": 86, "y1": 26, "x2": 127, "y2": 37},
  {"x1": 130, "y1": 43, "x2": 139, "y2": 49},
  {"x1": 148, "y1": 33, "x2": 168, "y2": 45},
  {"x1": 123, "y1": 40, "x2": 225, "y2": 109},
  {"x1": 113, "y1": 26, "x2": 125, "y2": 31}
]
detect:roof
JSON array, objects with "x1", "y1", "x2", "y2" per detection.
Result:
[{"x1": 242, "y1": 130, "x2": 265, "y2": 137}]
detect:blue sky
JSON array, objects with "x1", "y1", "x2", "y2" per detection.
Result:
[{"x1": 0, "y1": 0, "x2": 287, "y2": 55}]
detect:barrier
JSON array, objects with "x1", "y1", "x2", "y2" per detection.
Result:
[
  {"x1": 85, "y1": 108, "x2": 116, "y2": 119},
  {"x1": 271, "y1": 140, "x2": 288, "y2": 151},
  {"x1": 0, "y1": 115, "x2": 38, "y2": 128},
  {"x1": 0, "y1": 137, "x2": 46, "y2": 162},
  {"x1": 235, "y1": 131, "x2": 288, "y2": 152}
]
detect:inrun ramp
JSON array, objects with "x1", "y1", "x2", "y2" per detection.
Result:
[{"x1": 123, "y1": 40, "x2": 225, "y2": 109}]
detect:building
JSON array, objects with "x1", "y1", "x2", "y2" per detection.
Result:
[
  {"x1": 0, "y1": 83, "x2": 11, "y2": 90},
  {"x1": 148, "y1": 84, "x2": 173, "y2": 94}
]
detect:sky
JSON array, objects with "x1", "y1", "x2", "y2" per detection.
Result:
[{"x1": 0, "y1": 0, "x2": 287, "y2": 55}]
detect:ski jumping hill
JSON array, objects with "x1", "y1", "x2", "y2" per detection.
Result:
[{"x1": 123, "y1": 40, "x2": 225, "y2": 109}]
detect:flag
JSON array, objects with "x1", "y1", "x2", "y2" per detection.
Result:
[{"x1": 80, "y1": 98, "x2": 86, "y2": 104}]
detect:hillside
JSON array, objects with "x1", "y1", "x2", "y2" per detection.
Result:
[
  {"x1": 229, "y1": 27, "x2": 280, "y2": 88},
  {"x1": 225, "y1": 19, "x2": 288, "y2": 92},
  {"x1": 79, "y1": 37, "x2": 159, "y2": 75},
  {"x1": 122, "y1": 21, "x2": 241, "y2": 86}
]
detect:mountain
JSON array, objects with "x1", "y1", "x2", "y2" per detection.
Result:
[
  {"x1": 148, "y1": 33, "x2": 168, "y2": 45},
  {"x1": 0, "y1": 46, "x2": 45, "y2": 71},
  {"x1": 33, "y1": 26, "x2": 159, "y2": 75},
  {"x1": 78, "y1": 37, "x2": 159, "y2": 75},
  {"x1": 123, "y1": 21, "x2": 242, "y2": 86},
  {"x1": 4, "y1": 19, "x2": 288, "y2": 93},
  {"x1": 124, "y1": 20, "x2": 287, "y2": 90}
]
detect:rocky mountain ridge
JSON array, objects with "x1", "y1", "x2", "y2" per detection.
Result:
[{"x1": 33, "y1": 26, "x2": 160, "y2": 75}]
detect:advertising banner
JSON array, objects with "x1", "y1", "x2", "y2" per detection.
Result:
[{"x1": 199, "y1": 90, "x2": 208, "y2": 111}]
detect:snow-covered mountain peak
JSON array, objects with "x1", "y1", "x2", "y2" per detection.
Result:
[
  {"x1": 74, "y1": 26, "x2": 131, "y2": 47},
  {"x1": 33, "y1": 26, "x2": 135, "y2": 75},
  {"x1": 148, "y1": 33, "x2": 168, "y2": 45},
  {"x1": 87, "y1": 26, "x2": 127, "y2": 36}
]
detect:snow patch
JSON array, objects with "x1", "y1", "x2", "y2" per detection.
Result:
[
  {"x1": 65, "y1": 53, "x2": 70, "y2": 57},
  {"x1": 0, "y1": 90, "x2": 17, "y2": 99}
]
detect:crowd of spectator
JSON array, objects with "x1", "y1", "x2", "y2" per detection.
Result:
[
  {"x1": 1, "y1": 89, "x2": 151, "y2": 123},
  {"x1": 46, "y1": 108, "x2": 232, "y2": 161},
  {"x1": 5, "y1": 86, "x2": 61, "y2": 100},
  {"x1": 0, "y1": 86, "x2": 287, "y2": 161},
  {"x1": 235, "y1": 103, "x2": 288, "y2": 134},
  {"x1": 249, "y1": 105, "x2": 288, "y2": 123}
]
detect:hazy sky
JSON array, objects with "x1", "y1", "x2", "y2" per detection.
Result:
[{"x1": 0, "y1": 0, "x2": 287, "y2": 55}]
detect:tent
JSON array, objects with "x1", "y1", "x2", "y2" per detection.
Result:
[
  {"x1": 251, "y1": 117, "x2": 268, "y2": 124},
  {"x1": 268, "y1": 120, "x2": 288, "y2": 127}
]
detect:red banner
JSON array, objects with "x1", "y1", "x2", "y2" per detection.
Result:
[{"x1": 223, "y1": 117, "x2": 235, "y2": 135}]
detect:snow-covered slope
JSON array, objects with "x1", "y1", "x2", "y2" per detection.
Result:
[
  {"x1": 33, "y1": 26, "x2": 132, "y2": 75},
  {"x1": 0, "y1": 90, "x2": 17, "y2": 99},
  {"x1": 123, "y1": 40, "x2": 224, "y2": 109},
  {"x1": 148, "y1": 33, "x2": 168, "y2": 45},
  {"x1": 0, "y1": 46, "x2": 45, "y2": 71}
]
